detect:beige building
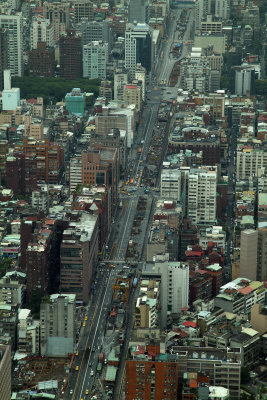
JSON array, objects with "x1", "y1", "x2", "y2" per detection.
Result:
[
  {"x1": 72, "y1": 0, "x2": 93, "y2": 23},
  {"x1": 257, "y1": 228, "x2": 267, "y2": 281},
  {"x1": 236, "y1": 147, "x2": 267, "y2": 180},
  {"x1": 0, "y1": 345, "x2": 11, "y2": 400},
  {"x1": 124, "y1": 84, "x2": 142, "y2": 111},
  {"x1": 194, "y1": 35, "x2": 226, "y2": 54},
  {"x1": 251, "y1": 303, "x2": 267, "y2": 335},
  {"x1": 201, "y1": 15, "x2": 222, "y2": 34},
  {"x1": 43, "y1": 2, "x2": 70, "y2": 41},
  {"x1": 134, "y1": 279, "x2": 159, "y2": 328},
  {"x1": 24, "y1": 115, "x2": 44, "y2": 139},
  {"x1": 240, "y1": 229, "x2": 258, "y2": 280}
]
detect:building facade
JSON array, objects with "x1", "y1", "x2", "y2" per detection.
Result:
[{"x1": 0, "y1": 13, "x2": 23, "y2": 76}]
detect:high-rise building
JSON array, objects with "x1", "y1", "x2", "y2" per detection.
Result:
[
  {"x1": 187, "y1": 166, "x2": 217, "y2": 225},
  {"x1": 195, "y1": 0, "x2": 211, "y2": 30},
  {"x1": 0, "y1": 13, "x2": 23, "y2": 76},
  {"x1": 234, "y1": 66, "x2": 254, "y2": 96},
  {"x1": 135, "y1": 63, "x2": 146, "y2": 100},
  {"x1": 17, "y1": 309, "x2": 40, "y2": 355},
  {"x1": 28, "y1": 42, "x2": 55, "y2": 77},
  {"x1": 125, "y1": 23, "x2": 152, "y2": 78},
  {"x1": 236, "y1": 147, "x2": 267, "y2": 180},
  {"x1": 215, "y1": 0, "x2": 230, "y2": 19},
  {"x1": 257, "y1": 228, "x2": 267, "y2": 281},
  {"x1": 43, "y1": 1, "x2": 70, "y2": 41},
  {"x1": 124, "y1": 83, "x2": 142, "y2": 111},
  {"x1": 78, "y1": 20, "x2": 112, "y2": 54},
  {"x1": 160, "y1": 169, "x2": 182, "y2": 200},
  {"x1": 5, "y1": 153, "x2": 38, "y2": 195},
  {"x1": 40, "y1": 294, "x2": 76, "y2": 356},
  {"x1": 83, "y1": 41, "x2": 108, "y2": 79},
  {"x1": 240, "y1": 229, "x2": 258, "y2": 281},
  {"x1": 114, "y1": 67, "x2": 128, "y2": 101},
  {"x1": 0, "y1": 28, "x2": 8, "y2": 90},
  {"x1": 153, "y1": 261, "x2": 189, "y2": 328},
  {"x1": 125, "y1": 343, "x2": 179, "y2": 400},
  {"x1": 69, "y1": 155, "x2": 82, "y2": 193},
  {"x1": 73, "y1": 0, "x2": 94, "y2": 23},
  {"x1": 59, "y1": 30, "x2": 82, "y2": 79},
  {"x1": 0, "y1": 345, "x2": 11, "y2": 399},
  {"x1": 128, "y1": 0, "x2": 149, "y2": 23},
  {"x1": 30, "y1": 16, "x2": 55, "y2": 49},
  {"x1": 60, "y1": 213, "x2": 99, "y2": 303}
]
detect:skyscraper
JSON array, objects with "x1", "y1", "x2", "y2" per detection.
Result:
[
  {"x1": 30, "y1": 16, "x2": 55, "y2": 49},
  {"x1": 125, "y1": 23, "x2": 152, "y2": 79},
  {"x1": 0, "y1": 13, "x2": 23, "y2": 76},
  {"x1": 43, "y1": 1, "x2": 70, "y2": 41},
  {"x1": 59, "y1": 30, "x2": 82, "y2": 79},
  {"x1": 195, "y1": 0, "x2": 211, "y2": 30},
  {"x1": 128, "y1": 0, "x2": 149, "y2": 23}
]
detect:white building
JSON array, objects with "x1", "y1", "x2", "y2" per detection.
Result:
[
  {"x1": 160, "y1": 169, "x2": 181, "y2": 201},
  {"x1": 83, "y1": 41, "x2": 108, "y2": 79},
  {"x1": 30, "y1": 17, "x2": 55, "y2": 50},
  {"x1": 236, "y1": 148, "x2": 267, "y2": 180},
  {"x1": 69, "y1": 155, "x2": 82, "y2": 193},
  {"x1": 199, "y1": 226, "x2": 226, "y2": 249},
  {"x1": 32, "y1": 189, "x2": 49, "y2": 212},
  {"x1": 40, "y1": 293, "x2": 76, "y2": 356},
  {"x1": 235, "y1": 67, "x2": 253, "y2": 96},
  {"x1": 2, "y1": 70, "x2": 20, "y2": 111},
  {"x1": 154, "y1": 261, "x2": 189, "y2": 328},
  {"x1": 135, "y1": 63, "x2": 146, "y2": 100},
  {"x1": 0, "y1": 13, "x2": 23, "y2": 76},
  {"x1": 187, "y1": 166, "x2": 217, "y2": 225},
  {"x1": 17, "y1": 309, "x2": 40, "y2": 355},
  {"x1": 215, "y1": 0, "x2": 230, "y2": 19}
]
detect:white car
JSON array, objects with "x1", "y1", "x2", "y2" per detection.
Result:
[{"x1": 90, "y1": 370, "x2": 94, "y2": 376}]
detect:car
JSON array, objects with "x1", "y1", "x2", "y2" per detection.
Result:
[
  {"x1": 85, "y1": 389, "x2": 89, "y2": 395},
  {"x1": 85, "y1": 316, "x2": 88, "y2": 321},
  {"x1": 89, "y1": 362, "x2": 92, "y2": 367},
  {"x1": 75, "y1": 365, "x2": 79, "y2": 371},
  {"x1": 75, "y1": 350, "x2": 79, "y2": 356},
  {"x1": 90, "y1": 370, "x2": 94, "y2": 376},
  {"x1": 70, "y1": 389, "x2": 73, "y2": 394},
  {"x1": 83, "y1": 322, "x2": 86, "y2": 327},
  {"x1": 92, "y1": 347, "x2": 96, "y2": 352}
]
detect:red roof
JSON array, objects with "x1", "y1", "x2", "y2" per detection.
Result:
[
  {"x1": 27, "y1": 98, "x2": 37, "y2": 104},
  {"x1": 190, "y1": 379, "x2": 197, "y2": 388},
  {"x1": 181, "y1": 321, "x2": 197, "y2": 328},
  {"x1": 126, "y1": 85, "x2": 137, "y2": 89},
  {"x1": 238, "y1": 286, "x2": 253, "y2": 295}
]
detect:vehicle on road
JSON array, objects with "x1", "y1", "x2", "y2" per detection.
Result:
[
  {"x1": 109, "y1": 264, "x2": 115, "y2": 268},
  {"x1": 70, "y1": 389, "x2": 73, "y2": 394},
  {"x1": 75, "y1": 365, "x2": 79, "y2": 371},
  {"x1": 83, "y1": 322, "x2": 86, "y2": 327},
  {"x1": 85, "y1": 389, "x2": 89, "y2": 395},
  {"x1": 90, "y1": 370, "x2": 94, "y2": 376},
  {"x1": 75, "y1": 350, "x2": 79, "y2": 356},
  {"x1": 85, "y1": 316, "x2": 88, "y2": 321}
]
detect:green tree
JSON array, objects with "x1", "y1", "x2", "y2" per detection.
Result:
[{"x1": 0, "y1": 257, "x2": 13, "y2": 277}]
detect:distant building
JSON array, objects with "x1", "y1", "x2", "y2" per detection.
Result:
[
  {"x1": 240, "y1": 229, "x2": 258, "y2": 280},
  {"x1": 30, "y1": 17, "x2": 55, "y2": 49},
  {"x1": 0, "y1": 29, "x2": 8, "y2": 90},
  {"x1": 83, "y1": 41, "x2": 108, "y2": 79},
  {"x1": 124, "y1": 84, "x2": 142, "y2": 111},
  {"x1": 160, "y1": 169, "x2": 181, "y2": 201},
  {"x1": 65, "y1": 88, "x2": 85, "y2": 116},
  {"x1": 72, "y1": 0, "x2": 94, "y2": 23},
  {"x1": 17, "y1": 309, "x2": 40, "y2": 355},
  {"x1": 128, "y1": 0, "x2": 149, "y2": 24},
  {"x1": 0, "y1": 345, "x2": 11, "y2": 400},
  {"x1": 40, "y1": 294, "x2": 76, "y2": 356},
  {"x1": 78, "y1": 20, "x2": 112, "y2": 55},
  {"x1": 43, "y1": 1, "x2": 70, "y2": 41},
  {"x1": 234, "y1": 65, "x2": 255, "y2": 96},
  {"x1": 59, "y1": 30, "x2": 82, "y2": 79},
  {"x1": 0, "y1": 13, "x2": 23, "y2": 76},
  {"x1": 114, "y1": 67, "x2": 128, "y2": 101}
]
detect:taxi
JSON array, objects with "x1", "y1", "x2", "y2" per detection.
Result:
[
  {"x1": 75, "y1": 350, "x2": 79, "y2": 356},
  {"x1": 85, "y1": 316, "x2": 88, "y2": 321},
  {"x1": 83, "y1": 321, "x2": 86, "y2": 327},
  {"x1": 75, "y1": 365, "x2": 79, "y2": 371},
  {"x1": 85, "y1": 389, "x2": 89, "y2": 395}
]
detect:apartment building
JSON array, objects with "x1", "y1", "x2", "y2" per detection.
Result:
[
  {"x1": 187, "y1": 166, "x2": 217, "y2": 225},
  {"x1": 0, "y1": 345, "x2": 11, "y2": 400},
  {"x1": 134, "y1": 279, "x2": 160, "y2": 328},
  {"x1": 160, "y1": 168, "x2": 182, "y2": 201},
  {"x1": 69, "y1": 155, "x2": 82, "y2": 193},
  {"x1": 240, "y1": 229, "x2": 258, "y2": 280},
  {"x1": 60, "y1": 212, "x2": 99, "y2": 303},
  {"x1": 114, "y1": 67, "x2": 128, "y2": 101},
  {"x1": 125, "y1": 343, "x2": 179, "y2": 400},
  {"x1": 83, "y1": 41, "x2": 108, "y2": 79},
  {"x1": 40, "y1": 294, "x2": 75, "y2": 356},
  {"x1": 0, "y1": 28, "x2": 8, "y2": 90},
  {"x1": 124, "y1": 84, "x2": 142, "y2": 111},
  {"x1": 236, "y1": 147, "x2": 267, "y2": 180},
  {"x1": 17, "y1": 309, "x2": 40, "y2": 355},
  {"x1": 172, "y1": 346, "x2": 241, "y2": 399},
  {"x1": 72, "y1": 0, "x2": 94, "y2": 23}
]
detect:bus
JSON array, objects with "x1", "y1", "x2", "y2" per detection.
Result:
[{"x1": 97, "y1": 363, "x2": 102, "y2": 374}]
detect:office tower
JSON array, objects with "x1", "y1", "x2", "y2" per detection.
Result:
[
  {"x1": 125, "y1": 343, "x2": 179, "y2": 400},
  {"x1": 60, "y1": 213, "x2": 99, "y2": 303},
  {"x1": 28, "y1": 42, "x2": 55, "y2": 77},
  {"x1": 257, "y1": 228, "x2": 267, "y2": 281},
  {"x1": 78, "y1": 20, "x2": 113, "y2": 55},
  {"x1": 187, "y1": 166, "x2": 217, "y2": 225},
  {"x1": 234, "y1": 66, "x2": 254, "y2": 96},
  {"x1": 40, "y1": 294, "x2": 76, "y2": 356},
  {"x1": 128, "y1": 0, "x2": 149, "y2": 23},
  {"x1": 195, "y1": 0, "x2": 211, "y2": 30},
  {"x1": 240, "y1": 229, "x2": 258, "y2": 280},
  {"x1": 0, "y1": 13, "x2": 23, "y2": 76},
  {"x1": 83, "y1": 41, "x2": 108, "y2": 79},
  {"x1": 125, "y1": 23, "x2": 152, "y2": 79},
  {"x1": 155, "y1": 261, "x2": 189, "y2": 328},
  {"x1": 59, "y1": 30, "x2": 82, "y2": 79},
  {"x1": 114, "y1": 67, "x2": 128, "y2": 101},
  {"x1": 30, "y1": 17, "x2": 55, "y2": 49},
  {"x1": 73, "y1": 0, "x2": 94, "y2": 23},
  {"x1": 43, "y1": 1, "x2": 70, "y2": 41},
  {"x1": 0, "y1": 28, "x2": 8, "y2": 90},
  {"x1": 0, "y1": 345, "x2": 11, "y2": 399}
]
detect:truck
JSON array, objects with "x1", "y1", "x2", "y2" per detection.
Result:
[
  {"x1": 133, "y1": 277, "x2": 138, "y2": 288},
  {"x1": 98, "y1": 352, "x2": 104, "y2": 364},
  {"x1": 138, "y1": 147, "x2": 142, "y2": 154}
]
